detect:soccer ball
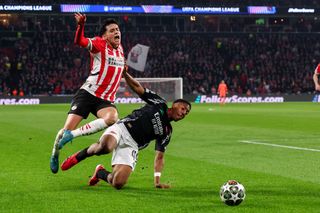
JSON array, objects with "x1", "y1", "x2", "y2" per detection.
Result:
[{"x1": 220, "y1": 180, "x2": 246, "y2": 206}]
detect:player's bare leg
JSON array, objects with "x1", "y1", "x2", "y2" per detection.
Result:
[
  {"x1": 49, "y1": 129, "x2": 64, "y2": 173},
  {"x1": 49, "y1": 114, "x2": 83, "y2": 174},
  {"x1": 108, "y1": 164, "x2": 132, "y2": 189},
  {"x1": 59, "y1": 107, "x2": 118, "y2": 149}
]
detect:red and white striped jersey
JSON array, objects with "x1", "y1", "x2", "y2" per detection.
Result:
[
  {"x1": 80, "y1": 36, "x2": 125, "y2": 102},
  {"x1": 316, "y1": 63, "x2": 320, "y2": 74}
]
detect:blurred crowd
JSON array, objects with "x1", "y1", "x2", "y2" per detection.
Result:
[
  {"x1": 0, "y1": 31, "x2": 318, "y2": 96},
  {"x1": 126, "y1": 33, "x2": 318, "y2": 96}
]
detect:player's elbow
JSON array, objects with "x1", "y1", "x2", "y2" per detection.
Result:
[
  {"x1": 155, "y1": 151, "x2": 164, "y2": 160},
  {"x1": 135, "y1": 87, "x2": 145, "y2": 97},
  {"x1": 74, "y1": 37, "x2": 89, "y2": 48}
]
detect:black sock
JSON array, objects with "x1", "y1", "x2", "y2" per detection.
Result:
[
  {"x1": 97, "y1": 169, "x2": 111, "y2": 183},
  {"x1": 75, "y1": 147, "x2": 90, "y2": 162}
]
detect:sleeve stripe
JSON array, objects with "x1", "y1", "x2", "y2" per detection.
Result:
[{"x1": 87, "y1": 38, "x2": 92, "y2": 51}]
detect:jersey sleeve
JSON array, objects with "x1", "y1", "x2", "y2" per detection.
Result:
[
  {"x1": 155, "y1": 135, "x2": 171, "y2": 152},
  {"x1": 140, "y1": 88, "x2": 167, "y2": 105},
  {"x1": 316, "y1": 64, "x2": 320, "y2": 74},
  {"x1": 88, "y1": 37, "x2": 105, "y2": 54}
]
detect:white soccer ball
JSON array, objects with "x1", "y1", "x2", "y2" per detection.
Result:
[{"x1": 220, "y1": 180, "x2": 246, "y2": 206}]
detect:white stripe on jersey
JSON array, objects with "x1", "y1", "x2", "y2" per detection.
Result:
[
  {"x1": 103, "y1": 49, "x2": 121, "y2": 100},
  {"x1": 105, "y1": 68, "x2": 121, "y2": 100},
  {"x1": 101, "y1": 67, "x2": 120, "y2": 100}
]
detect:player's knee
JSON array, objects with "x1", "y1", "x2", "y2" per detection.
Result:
[
  {"x1": 112, "y1": 180, "x2": 126, "y2": 190},
  {"x1": 111, "y1": 170, "x2": 129, "y2": 190},
  {"x1": 98, "y1": 136, "x2": 116, "y2": 153},
  {"x1": 113, "y1": 183, "x2": 124, "y2": 190},
  {"x1": 105, "y1": 116, "x2": 118, "y2": 126},
  {"x1": 94, "y1": 143, "x2": 109, "y2": 155},
  {"x1": 103, "y1": 110, "x2": 118, "y2": 126}
]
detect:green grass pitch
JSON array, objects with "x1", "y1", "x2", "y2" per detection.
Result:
[{"x1": 0, "y1": 103, "x2": 319, "y2": 212}]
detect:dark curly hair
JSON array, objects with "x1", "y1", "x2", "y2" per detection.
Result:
[{"x1": 99, "y1": 19, "x2": 119, "y2": 37}]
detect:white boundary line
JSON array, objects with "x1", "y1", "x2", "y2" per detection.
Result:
[{"x1": 239, "y1": 140, "x2": 320, "y2": 152}]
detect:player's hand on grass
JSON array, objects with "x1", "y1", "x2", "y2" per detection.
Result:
[{"x1": 155, "y1": 183, "x2": 171, "y2": 189}]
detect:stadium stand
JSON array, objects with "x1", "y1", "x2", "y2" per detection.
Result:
[{"x1": 0, "y1": 1, "x2": 319, "y2": 96}]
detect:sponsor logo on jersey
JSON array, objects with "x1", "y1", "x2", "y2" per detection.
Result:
[
  {"x1": 151, "y1": 112, "x2": 163, "y2": 135},
  {"x1": 108, "y1": 56, "x2": 125, "y2": 67}
]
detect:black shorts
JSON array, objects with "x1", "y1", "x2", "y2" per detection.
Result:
[{"x1": 68, "y1": 89, "x2": 117, "y2": 119}]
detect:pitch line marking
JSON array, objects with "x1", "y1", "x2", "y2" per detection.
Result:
[{"x1": 239, "y1": 140, "x2": 320, "y2": 152}]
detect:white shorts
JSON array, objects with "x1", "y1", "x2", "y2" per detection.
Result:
[{"x1": 101, "y1": 123, "x2": 139, "y2": 171}]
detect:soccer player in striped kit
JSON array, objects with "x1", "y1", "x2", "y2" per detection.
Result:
[
  {"x1": 50, "y1": 13, "x2": 125, "y2": 174},
  {"x1": 313, "y1": 63, "x2": 320, "y2": 91},
  {"x1": 60, "y1": 69, "x2": 191, "y2": 189}
]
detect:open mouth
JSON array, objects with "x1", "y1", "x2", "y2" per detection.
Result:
[{"x1": 115, "y1": 35, "x2": 120, "y2": 39}]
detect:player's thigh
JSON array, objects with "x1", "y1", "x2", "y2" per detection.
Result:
[
  {"x1": 98, "y1": 133, "x2": 118, "y2": 152},
  {"x1": 97, "y1": 106, "x2": 118, "y2": 124},
  {"x1": 63, "y1": 114, "x2": 83, "y2": 130}
]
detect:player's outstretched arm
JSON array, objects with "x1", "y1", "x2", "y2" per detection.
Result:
[
  {"x1": 154, "y1": 151, "x2": 170, "y2": 189},
  {"x1": 74, "y1": 12, "x2": 89, "y2": 47},
  {"x1": 313, "y1": 70, "x2": 320, "y2": 91},
  {"x1": 123, "y1": 66, "x2": 145, "y2": 96}
]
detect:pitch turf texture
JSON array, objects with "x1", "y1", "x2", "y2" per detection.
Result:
[{"x1": 0, "y1": 103, "x2": 319, "y2": 213}]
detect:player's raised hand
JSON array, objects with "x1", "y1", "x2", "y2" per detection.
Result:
[{"x1": 74, "y1": 12, "x2": 86, "y2": 25}]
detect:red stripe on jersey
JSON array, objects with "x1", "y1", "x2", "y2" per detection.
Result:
[
  {"x1": 96, "y1": 43, "x2": 107, "y2": 84},
  {"x1": 317, "y1": 64, "x2": 320, "y2": 73},
  {"x1": 107, "y1": 44, "x2": 114, "y2": 57},
  {"x1": 105, "y1": 67, "x2": 123, "y2": 101},
  {"x1": 115, "y1": 49, "x2": 120, "y2": 57},
  {"x1": 95, "y1": 65, "x2": 116, "y2": 98}
]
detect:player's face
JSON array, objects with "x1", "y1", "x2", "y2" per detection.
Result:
[
  {"x1": 171, "y1": 102, "x2": 190, "y2": 121},
  {"x1": 103, "y1": 23, "x2": 121, "y2": 48}
]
